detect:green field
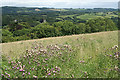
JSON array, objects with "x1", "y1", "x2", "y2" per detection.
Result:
[
  {"x1": 59, "y1": 12, "x2": 118, "y2": 20},
  {"x1": 77, "y1": 13, "x2": 118, "y2": 20},
  {"x1": 1, "y1": 31, "x2": 119, "y2": 78}
]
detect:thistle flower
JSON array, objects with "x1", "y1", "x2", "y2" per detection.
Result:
[
  {"x1": 29, "y1": 62, "x2": 31, "y2": 64},
  {"x1": 58, "y1": 68, "x2": 60, "y2": 71},
  {"x1": 11, "y1": 61, "x2": 13, "y2": 64},
  {"x1": 55, "y1": 66, "x2": 58, "y2": 69},
  {"x1": 32, "y1": 68, "x2": 34, "y2": 71},
  {"x1": 8, "y1": 74, "x2": 10, "y2": 77},
  {"x1": 48, "y1": 73, "x2": 51, "y2": 75},
  {"x1": 28, "y1": 72, "x2": 30, "y2": 75},
  {"x1": 19, "y1": 68, "x2": 25, "y2": 71},
  {"x1": 5, "y1": 72, "x2": 8, "y2": 75},
  {"x1": 22, "y1": 73, "x2": 25, "y2": 76},
  {"x1": 45, "y1": 58, "x2": 48, "y2": 61},
  {"x1": 51, "y1": 68, "x2": 53, "y2": 71}
]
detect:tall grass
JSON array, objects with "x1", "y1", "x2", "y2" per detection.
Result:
[{"x1": 1, "y1": 31, "x2": 119, "y2": 78}]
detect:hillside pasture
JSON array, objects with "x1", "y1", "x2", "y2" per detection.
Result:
[{"x1": 1, "y1": 31, "x2": 119, "y2": 78}]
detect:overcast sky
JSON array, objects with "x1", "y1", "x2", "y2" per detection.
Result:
[{"x1": 1, "y1": 0, "x2": 119, "y2": 8}]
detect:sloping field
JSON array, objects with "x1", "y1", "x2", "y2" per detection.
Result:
[
  {"x1": 1, "y1": 31, "x2": 118, "y2": 59},
  {"x1": 1, "y1": 31, "x2": 119, "y2": 78}
]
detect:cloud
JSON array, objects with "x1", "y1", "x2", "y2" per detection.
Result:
[{"x1": 1, "y1": 0, "x2": 119, "y2": 8}]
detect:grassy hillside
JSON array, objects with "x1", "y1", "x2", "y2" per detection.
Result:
[
  {"x1": 1, "y1": 31, "x2": 119, "y2": 78},
  {"x1": 77, "y1": 13, "x2": 118, "y2": 20}
]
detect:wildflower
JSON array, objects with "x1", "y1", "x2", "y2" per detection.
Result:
[
  {"x1": 24, "y1": 55, "x2": 26, "y2": 58},
  {"x1": 58, "y1": 68, "x2": 60, "y2": 71},
  {"x1": 53, "y1": 71, "x2": 56, "y2": 73},
  {"x1": 48, "y1": 73, "x2": 51, "y2": 75},
  {"x1": 32, "y1": 68, "x2": 34, "y2": 71},
  {"x1": 22, "y1": 73, "x2": 25, "y2": 76},
  {"x1": 23, "y1": 65, "x2": 25, "y2": 68},
  {"x1": 19, "y1": 68, "x2": 25, "y2": 71},
  {"x1": 18, "y1": 61, "x2": 21, "y2": 64},
  {"x1": 84, "y1": 72, "x2": 87, "y2": 74},
  {"x1": 51, "y1": 68, "x2": 53, "y2": 71},
  {"x1": 45, "y1": 58, "x2": 48, "y2": 61},
  {"x1": 12, "y1": 67, "x2": 14, "y2": 69},
  {"x1": 37, "y1": 64, "x2": 40, "y2": 66},
  {"x1": 114, "y1": 54, "x2": 119, "y2": 59},
  {"x1": 8, "y1": 74, "x2": 10, "y2": 77},
  {"x1": 33, "y1": 75, "x2": 37, "y2": 78},
  {"x1": 110, "y1": 55, "x2": 112, "y2": 57},
  {"x1": 28, "y1": 72, "x2": 30, "y2": 75},
  {"x1": 5, "y1": 72, "x2": 8, "y2": 75},
  {"x1": 11, "y1": 61, "x2": 13, "y2": 64},
  {"x1": 29, "y1": 62, "x2": 31, "y2": 64},
  {"x1": 72, "y1": 74, "x2": 74, "y2": 78},
  {"x1": 55, "y1": 66, "x2": 58, "y2": 69},
  {"x1": 17, "y1": 67, "x2": 19, "y2": 69}
]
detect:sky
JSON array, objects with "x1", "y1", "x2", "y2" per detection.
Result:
[{"x1": 1, "y1": 0, "x2": 119, "y2": 8}]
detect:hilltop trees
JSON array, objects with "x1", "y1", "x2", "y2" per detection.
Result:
[
  {"x1": 2, "y1": 17, "x2": 118, "y2": 43},
  {"x1": 86, "y1": 18, "x2": 117, "y2": 32}
]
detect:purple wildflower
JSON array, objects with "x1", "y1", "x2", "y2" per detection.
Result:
[
  {"x1": 45, "y1": 58, "x2": 48, "y2": 61},
  {"x1": 23, "y1": 65, "x2": 25, "y2": 68},
  {"x1": 110, "y1": 55, "x2": 112, "y2": 57},
  {"x1": 8, "y1": 74, "x2": 10, "y2": 77},
  {"x1": 58, "y1": 68, "x2": 60, "y2": 71},
  {"x1": 28, "y1": 72, "x2": 30, "y2": 75},
  {"x1": 22, "y1": 73, "x2": 25, "y2": 76},
  {"x1": 11, "y1": 61, "x2": 13, "y2": 63},
  {"x1": 19, "y1": 68, "x2": 25, "y2": 71},
  {"x1": 55, "y1": 66, "x2": 58, "y2": 69},
  {"x1": 5, "y1": 72, "x2": 8, "y2": 75},
  {"x1": 48, "y1": 73, "x2": 51, "y2": 75},
  {"x1": 29, "y1": 62, "x2": 31, "y2": 64},
  {"x1": 51, "y1": 68, "x2": 53, "y2": 71},
  {"x1": 17, "y1": 67, "x2": 19, "y2": 69}
]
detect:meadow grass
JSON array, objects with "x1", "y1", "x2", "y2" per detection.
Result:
[{"x1": 1, "y1": 31, "x2": 119, "y2": 78}]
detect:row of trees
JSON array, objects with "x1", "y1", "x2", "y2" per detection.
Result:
[{"x1": 2, "y1": 17, "x2": 118, "y2": 43}]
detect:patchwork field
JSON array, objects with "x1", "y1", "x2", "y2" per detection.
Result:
[{"x1": 1, "y1": 31, "x2": 119, "y2": 78}]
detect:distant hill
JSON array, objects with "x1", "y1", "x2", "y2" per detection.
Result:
[{"x1": 2, "y1": 6, "x2": 117, "y2": 14}]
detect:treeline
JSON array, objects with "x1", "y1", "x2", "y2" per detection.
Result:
[{"x1": 2, "y1": 17, "x2": 118, "y2": 43}]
